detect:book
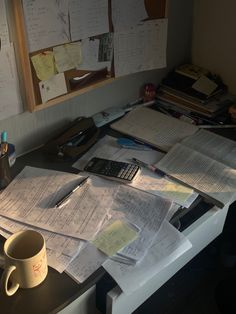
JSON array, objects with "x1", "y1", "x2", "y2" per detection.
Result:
[
  {"x1": 111, "y1": 107, "x2": 198, "y2": 152},
  {"x1": 156, "y1": 88, "x2": 233, "y2": 118},
  {"x1": 175, "y1": 63, "x2": 209, "y2": 80},
  {"x1": 155, "y1": 129, "x2": 236, "y2": 208},
  {"x1": 161, "y1": 70, "x2": 227, "y2": 103}
]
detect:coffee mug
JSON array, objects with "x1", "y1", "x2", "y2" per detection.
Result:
[{"x1": 1, "y1": 230, "x2": 48, "y2": 296}]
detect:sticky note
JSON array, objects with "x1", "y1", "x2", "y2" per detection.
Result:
[
  {"x1": 93, "y1": 220, "x2": 138, "y2": 257},
  {"x1": 31, "y1": 51, "x2": 56, "y2": 81}
]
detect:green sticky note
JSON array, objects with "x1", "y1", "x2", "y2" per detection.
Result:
[{"x1": 93, "y1": 220, "x2": 138, "y2": 257}]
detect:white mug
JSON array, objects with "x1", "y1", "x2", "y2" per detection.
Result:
[{"x1": 1, "y1": 230, "x2": 48, "y2": 296}]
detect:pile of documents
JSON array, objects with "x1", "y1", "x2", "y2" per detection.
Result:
[{"x1": 0, "y1": 159, "x2": 192, "y2": 294}]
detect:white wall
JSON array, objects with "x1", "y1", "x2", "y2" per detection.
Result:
[
  {"x1": 192, "y1": 0, "x2": 236, "y2": 95},
  {"x1": 0, "y1": 0, "x2": 193, "y2": 156}
]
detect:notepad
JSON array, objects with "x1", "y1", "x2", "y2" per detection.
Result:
[{"x1": 111, "y1": 107, "x2": 198, "y2": 152}]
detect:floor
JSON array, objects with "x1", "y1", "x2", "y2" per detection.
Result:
[{"x1": 133, "y1": 202, "x2": 236, "y2": 314}]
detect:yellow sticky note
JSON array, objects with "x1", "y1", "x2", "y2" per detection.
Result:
[
  {"x1": 31, "y1": 51, "x2": 56, "y2": 81},
  {"x1": 93, "y1": 220, "x2": 138, "y2": 257}
]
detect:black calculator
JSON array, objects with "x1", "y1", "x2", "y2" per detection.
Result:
[{"x1": 84, "y1": 157, "x2": 140, "y2": 183}]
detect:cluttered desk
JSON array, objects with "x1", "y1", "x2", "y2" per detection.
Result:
[{"x1": 0, "y1": 64, "x2": 236, "y2": 314}]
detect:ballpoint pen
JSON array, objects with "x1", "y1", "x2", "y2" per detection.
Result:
[
  {"x1": 131, "y1": 158, "x2": 166, "y2": 177},
  {"x1": 55, "y1": 176, "x2": 89, "y2": 208}
]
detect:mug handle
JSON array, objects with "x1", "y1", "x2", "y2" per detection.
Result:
[{"x1": 1, "y1": 265, "x2": 20, "y2": 296}]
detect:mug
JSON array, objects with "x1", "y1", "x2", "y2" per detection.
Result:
[{"x1": 1, "y1": 230, "x2": 48, "y2": 296}]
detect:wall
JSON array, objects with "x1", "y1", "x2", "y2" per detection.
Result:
[
  {"x1": 192, "y1": 0, "x2": 236, "y2": 95},
  {"x1": 0, "y1": 0, "x2": 193, "y2": 156}
]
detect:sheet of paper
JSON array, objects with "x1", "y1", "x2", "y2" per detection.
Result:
[
  {"x1": 93, "y1": 220, "x2": 138, "y2": 257},
  {"x1": 0, "y1": 0, "x2": 10, "y2": 46},
  {"x1": 66, "y1": 243, "x2": 107, "y2": 283},
  {"x1": 0, "y1": 167, "x2": 115, "y2": 240},
  {"x1": 78, "y1": 38, "x2": 111, "y2": 71},
  {"x1": 103, "y1": 220, "x2": 192, "y2": 295},
  {"x1": 111, "y1": 107, "x2": 199, "y2": 152},
  {"x1": 0, "y1": 227, "x2": 73, "y2": 273},
  {"x1": 111, "y1": 0, "x2": 148, "y2": 32},
  {"x1": 114, "y1": 19, "x2": 168, "y2": 77},
  {"x1": 181, "y1": 129, "x2": 236, "y2": 169},
  {"x1": 109, "y1": 184, "x2": 172, "y2": 262},
  {"x1": 69, "y1": 0, "x2": 109, "y2": 41},
  {"x1": 156, "y1": 143, "x2": 236, "y2": 208},
  {"x1": 192, "y1": 75, "x2": 218, "y2": 96},
  {"x1": 53, "y1": 42, "x2": 82, "y2": 72},
  {"x1": 23, "y1": 0, "x2": 70, "y2": 52},
  {"x1": 73, "y1": 135, "x2": 198, "y2": 207},
  {"x1": 31, "y1": 51, "x2": 56, "y2": 81},
  {"x1": 0, "y1": 216, "x2": 84, "y2": 257},
  {"x1": 0, "y1": 43, "x2": 23, "y2": 121},
  {"x1": 39, "y1": 73, "x2": 67, "y2": 103}
]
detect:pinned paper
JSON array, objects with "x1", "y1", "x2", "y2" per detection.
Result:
[
  {"x1": 31, "y1": 51, "x2": 56, "y2": 81},
  {"x1": 53, "y1": 42, "x2": 82, "y2": 72},
  {"x1": 93, "y1": 220, "x2": 138, "y2": 257},
  {"x1": 39, "y1": 73, "x2": 67, "y2": 103}
]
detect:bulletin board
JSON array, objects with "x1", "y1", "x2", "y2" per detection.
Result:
[{"x1": 10, "y1": 0, "x2": 167, "y2": 112}]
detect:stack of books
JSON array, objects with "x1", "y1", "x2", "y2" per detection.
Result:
[{"x1": 156, "y1": 64, "x2": 233, "y2": 118}]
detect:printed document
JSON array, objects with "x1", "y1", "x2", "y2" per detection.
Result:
[
  {"x1": 73, "y1": 135, "x2": 198, "y2": 207},
  {"x1": 103, "y1": 220, "x2": 192, "y2": 295},
  {"x1": 156, "y1": 130, "x2": 236, "y2": 208},
  {"x1": 114, "y1": 19, "x2": 168, "y2": 77}
]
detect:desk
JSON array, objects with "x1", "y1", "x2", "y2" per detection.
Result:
[{"x1": 0, "y1": 133, "x2": 233, "y2": 314}]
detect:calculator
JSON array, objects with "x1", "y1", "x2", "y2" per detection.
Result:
[{"x1": 84, "y1": 157, "x2": 140, "y2": 183}]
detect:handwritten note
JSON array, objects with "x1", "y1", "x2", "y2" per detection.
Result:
[
  {"x1": 0, "y1": 0, "x2": 10, "y2": 46},
  {"x1": 0, "y1": 44, "x2": 23, "y2": 121},
  {"x1": 31, "y1": 51, "x2": 56, "y2": 81},
  {"x1": 53, "y1": 42, "x2": 82, "y2": 72},
  {"x1": 69, "y1": 0, "x2": 109, "y2": 41},
  {"x1": 93, "y1": 220, "x2": 138, "y2": 256},
  {"x1": 112, "y1": 0, "x2": 148, "y2": 32},
  {"x1": 39, "y1": 73, "x2": 67, "y2": 103},
  {"x1": 23, "y1": 0, "x2": 70, "y2": 52}
]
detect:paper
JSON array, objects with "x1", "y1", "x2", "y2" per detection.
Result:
[
  {"x1": 78, "y1": 38, "x2": 111, "y2": 71},
  {"x1": 114, "y1": 19, "x2": 168, "y2": 77},
  {"x1": 0, "y1": 167, "x2": 113, "y2": 240},
  {"x1": 66, "y1": 243, "x2": 107, "y2": 283},
  {"x1": 192, "y1": 75, "x2": 218, "y2": 96},
  {"x1": 156, "y1": 142, "x2": 236, "y2": 208},
  {"x1": 53, "y1": 42, "x2": 82, "y2": 72},
  {"x1": 93, "y1": 220, "x2": 138, "y2": 257},
  {"x1": 0, "y1": 44, "x2": 23, "y2": 121},
  {"x1": 111, "y1": 107, "x2": 199, "y2": 152},
  {"x1": 31, "y1": 51, "x2": 56, "y2": 81},
  {"x1": 111, "y1": 0, "x2": 148, "y2": 32},
  {"x1": 23, "y1": 0, "x2": 70, "y2": 52},
  {"x1": 0, "y1": 216, "x2": 84, "y2": 257},
  {"x1": 73, "y1": 135, "x2": 198, "y2": 207},
  {"x1": 182, "y1": 129, "x2": 236, "y2": 169},
  {"x1": 69, "y1": 0, "x2": 109, "y2": 41},
  {"x1": 103, "y1": 220, "x2": 192, "y2": 295},
  {"x1": 0, "y1": 0, "x2": 10, "y2": 46},
  {"x1": 0, "y1": 226, "x2": 75, "y2": 273},
  {"x1": 39, "y1": 73, "x2": 67, "y2": 103}
]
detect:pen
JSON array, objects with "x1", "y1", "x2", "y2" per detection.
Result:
[
  {"x1": 55, "y1": 176, "x2": 89, "y2": 208},
  {"x1": 131, "y1": 158, "x2": 165, "y2": 177},
  {"x1": 117, "y1": 138, "x2": 152, "y2": 151}
]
